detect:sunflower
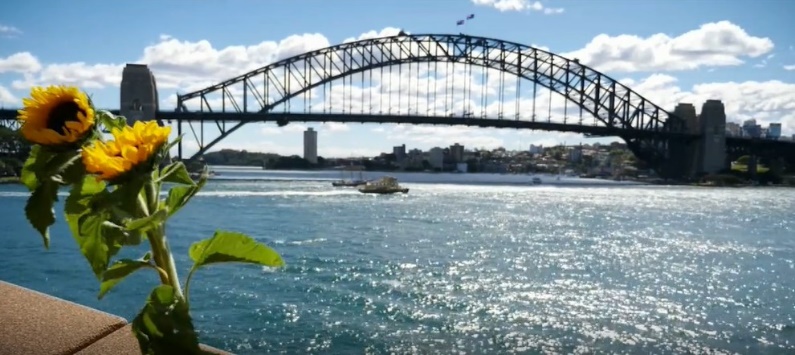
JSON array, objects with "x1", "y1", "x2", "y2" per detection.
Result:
[
  {"x1": 82, "y1": 120, "x2": 172, "y2": 182},
  {"x1": 17, "y1": 85, "x2": 96, "y2": 146}
]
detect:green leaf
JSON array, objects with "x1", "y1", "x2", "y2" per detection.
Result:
[
  {"x1": 107, "y1": 219, "x2": 144, "y2": 246},
  {"x1": 165, "y1": 186, "x2": 198, "y2": 217},
  {"x1": 21, "y1": 146, "x2": 84, "y2": 189},
  {"x1": 45, "y1": 150, "x2": 80, "y2": 179},
  {"x1": 65, "y1": 176, "x2": 107, "y2": 236},
  {"x1": 97, "y1": 110, "x2": 126, "y2": 132},
  {"x1": 109, "y1": 178, "x2": 147, "y2": 215},
  {"x1": 161, "y1": 135, "x2": 183, "y2": 157},
  {"x1": 184, "y1": 230, "x2": 283, "y2": 304},
  {"x1": 98, "y1": 252, "x2": 152, "y2": 299},
  {"x1": 132, "y1": 285, "x2": 202, "y2": 355},
  {"x1": 158, "y1": 162, "x2": 195, "y2": 186},
  {"x1": 123, "y1": 230, "x2": 145, "y2": 246},
  {"x1": 125, "y1": 209, "x2": 168, "y2": 233},
  {"x1": 20, "y1": 145, "x2": 54, "y2": 191},
  {"x1": 189, "y1": 230, "x2": 284, "y2": 269},
  {"x1": 165, "y1": 169, "x2": 207, "y2": 217},
  {"x1": 75, "y1": 212, "x2": 124, "y2": 279},
  {"x1": 59, "y1": 153, "x2": 87, "y2": 186},
  {"x1": 24, "y1": 180, "x2": 59, "y2": 248}
]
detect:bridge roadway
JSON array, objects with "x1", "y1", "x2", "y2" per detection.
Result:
[
  {"x1": 0, "y1": 108, "x2": 700, "y2": 140},
  {"x1": 1, "y1": 108, "x2": 793, "y2": 152}
]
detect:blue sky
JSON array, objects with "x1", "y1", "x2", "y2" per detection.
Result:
[{"x1": 1, "y1": 0, "x2": 794, "y2": 158}]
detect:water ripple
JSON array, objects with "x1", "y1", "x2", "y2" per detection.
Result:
[{"x1": 1, "y1": 181, "x2": 794, "y2": 354}]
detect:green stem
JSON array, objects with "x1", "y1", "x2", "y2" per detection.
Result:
[
  {"x1": 184, "y1": 268, "x2": 196, "y2": 305},
  {"x1": 136, "y1": 192, "x2": 150, "y2": 217},
  {"x1": 146, "y1": 230, "x2": 170, "y2": 285},
  {"x1": 150, "y1": 225, "x2": 184, "y2": 298},
  {"x1": 145, "y1": 177, "x2": 159, "y2": 213},
  {"x1": 144, "y1": 177, "x2": 185, "y2": 299}
]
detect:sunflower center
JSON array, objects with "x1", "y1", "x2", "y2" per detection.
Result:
[{"x1": 47, "y1": 101, "x2": 85, "y2": 134}]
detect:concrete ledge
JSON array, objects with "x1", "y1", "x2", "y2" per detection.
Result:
[{"x1": 0, "y1": 281, "x2": 230, "y2": 355}]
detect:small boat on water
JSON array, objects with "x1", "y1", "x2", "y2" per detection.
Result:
[
  {"x1": 358, "y1": 176, "x2": 409, "y2": 194},
  {"x1": 332, "y1": 166, "x2": 368, "y2": 187}
]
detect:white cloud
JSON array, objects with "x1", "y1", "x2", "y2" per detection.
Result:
[
  {"x1": 472, "y1": 0, "x2": 564, "y2": 14},
  {"x1": 1, "y1": 20, "x2": 775, "y2": 94},
  {"x1": 0, "y1": 85, "x2": 17, "y2": 105},
  {"x1": 12, "y1": 62, "x2": 121, "y2": 90},
  {"x1": 0, "y1": 24, "x2": 22, "y2": 38},
  {"x1": 1, "y1": 21, "x2": 793, "y2": 157},
  {"x1": 784, "y1": 64, "x2": 795, "y2": 71},
  {"x1": 562, "y1": 21, "x2": 774, "y2": 72},
  {"x1": 0, "y1": 52, "x2": 41, "y2": 74},
  {"x1": 6, "y1": 32, "x2": 335, "y2": 91},
  {"x1": 620, "y1": 74, "x2": 795, "y2": 131},
  {"x1": 385, "y1": 124, "x2": 506, "y2": 148},
  {"x1": 259, "y1": 122, "x2": 349, "y2": 135}
]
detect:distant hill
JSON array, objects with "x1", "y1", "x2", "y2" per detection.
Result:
[
  {"x1": 200, "y1": 149, "x2": 324, "y2": 170},
  {"x1": 201, "y1": 149, "x2": 279, "y2": 168}
]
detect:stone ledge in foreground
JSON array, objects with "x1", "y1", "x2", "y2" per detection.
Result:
[{"x1": 0, "y1": 280, "x2": 229, "y2": 355}]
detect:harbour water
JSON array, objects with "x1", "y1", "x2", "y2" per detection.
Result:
[{"x1": 1, "y1": 167, "x2": 794, "y2": 354}]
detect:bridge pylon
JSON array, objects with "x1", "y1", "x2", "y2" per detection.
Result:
[
  {"x1": 120, "y1": 63, "x2": 171, "y2": 163},
  {"x1": 120, "y1": 64, "x2": 159, "y2": 126}
]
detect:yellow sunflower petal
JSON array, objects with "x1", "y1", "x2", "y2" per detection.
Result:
[
  {"x1": 16, "y1": 85, "x2": 95, "y2": 146},
  {"x1": 81, "y1": 120, "x2": 171, "y2": 183}
]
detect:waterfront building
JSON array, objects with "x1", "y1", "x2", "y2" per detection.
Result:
[{"x1": 303, "y1": 128, "x2": 318, "y2": 164}]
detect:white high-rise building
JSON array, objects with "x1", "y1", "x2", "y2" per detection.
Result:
[{"x1": 303, "y1": 128, "x2": 318, "y2": 164}]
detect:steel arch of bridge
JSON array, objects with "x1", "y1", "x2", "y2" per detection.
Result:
[{"x1": 176, "y1": 33, "x2": 688, "y2": 161}]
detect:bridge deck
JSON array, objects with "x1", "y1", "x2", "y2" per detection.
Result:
[
  {"x1": 0, "y1": 108, "x2": 696, "y2": 139},
  {"x1": 1, "y1": 109, "x2": 793, "y2": 150}
]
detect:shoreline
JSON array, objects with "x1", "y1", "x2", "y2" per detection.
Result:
[
  {"x1": 0, "y1": 177, "x2": 20, "y2": 185},
  {"x1": 0, "y1": 175, "x2": 792, "y2": 189}
]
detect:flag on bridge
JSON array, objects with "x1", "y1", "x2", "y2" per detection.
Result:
[
  {"x1": 466, "y1": 14, "x2": 475, "y2": 19},
  {"x1": 456, "y1": 19, "x2": 465, "y2": 25}
]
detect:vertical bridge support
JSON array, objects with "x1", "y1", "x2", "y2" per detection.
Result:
[
  {"x1": 668, "y1": 101, "x2": 728, "y2": 179},
  {"x1": 120, "y1": 64, "x2": 159, "y2": 125},
  {"x1": 671, "y1": 103, "x2": 700, "y2": 179},
  {"x1": 120, "y1": 64, "x2": 169, "y2": 163},
  {"x1": 698, "y1": 100, "x2": 727, "y2": 175}
]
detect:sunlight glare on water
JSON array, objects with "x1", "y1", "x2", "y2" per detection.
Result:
[{"x1": 1, "y1": 176, "x2": 794, "y2": 354}]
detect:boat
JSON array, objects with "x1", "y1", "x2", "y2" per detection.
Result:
[
  {"x1": 332, "y1": 165, "x2": 368, "y2": 187},
  {"x1": 358, "y1": 176, "x2": 409, "y2": 194}
]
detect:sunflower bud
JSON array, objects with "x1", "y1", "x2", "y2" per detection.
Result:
[{"x1": 82, "y1": 120, "x2": 172, "y2": 184}]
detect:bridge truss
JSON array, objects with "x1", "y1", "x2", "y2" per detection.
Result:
[
  {"x1": 175, "y1": 33, "x2": 692, "y2": 172},
  {"x1": 0, "y1": 114, "x2": 19, "y2": 130}
]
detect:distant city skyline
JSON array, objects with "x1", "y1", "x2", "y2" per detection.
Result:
[{"x1": 1, "y1": 0, "x2": 793, "y2": 157}]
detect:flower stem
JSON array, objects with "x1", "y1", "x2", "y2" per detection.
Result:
[
  {"x1": 150, "y1": 225, "x2": 184, "y2": 298},
  {"x1": 144, "y1": 177, "x2": 185, "y2": 299},
  {"x1": 147, "y1": 230, "x2": 170, "y2": 285}
]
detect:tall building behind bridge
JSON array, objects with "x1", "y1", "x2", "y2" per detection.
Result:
[
  {"x1": 304, "y1": 128, "x2": 318, "y2": 164},
  {"x1": 393, "y1": 144, "x2": 406, "y2": 162},
  {"x1": 767, "y1": 123, "x2": 782, "y2": 139},
  {"x1": 449, "y1": 143, "x2": 464, "y2": 163}
]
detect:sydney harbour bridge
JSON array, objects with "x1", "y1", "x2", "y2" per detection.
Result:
[{"x1": 1, "y1": 33, "x2": 793, "y2": 179}]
